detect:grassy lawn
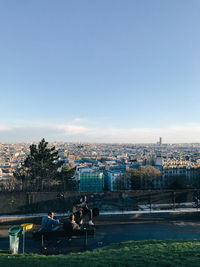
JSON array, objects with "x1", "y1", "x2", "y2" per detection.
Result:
[{"x1": 1, "y1": 239, "x2": 200, "y2": 266}]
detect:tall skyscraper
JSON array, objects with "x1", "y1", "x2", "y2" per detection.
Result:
[{"x1": 159, "y1": 137, "x2": 162, "y2": 146}]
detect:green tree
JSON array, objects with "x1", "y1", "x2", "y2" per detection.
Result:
[
  {"x1": 113, "y1": 173, "x2": 131, "y2": 190},
  {"x1": 57, "y1": 165, "x2": 77, "y2": 191},
  {"x1": 139, "y1": 165, "x2": 161, "y2": 189},
  {"x1": 15, "y1": 138, "x2": 63, "y2": 191},
  {"x1": 127, "y1": 169, "x2": 143, "y2": 190},
  {"x1": 168, "y1": 174, "x2": 189, "y2": 189},
  {"x1": 113, "y1": 165, "x2": 161, "y2": 190}
]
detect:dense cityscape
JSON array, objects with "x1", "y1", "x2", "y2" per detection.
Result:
[{"x1": 1, "y1": 138, "x2": 200, "y2": 191}]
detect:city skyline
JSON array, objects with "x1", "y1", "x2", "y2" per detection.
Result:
[{"x1": 0, "y1": 1, "x2": 200, "y2": 143}]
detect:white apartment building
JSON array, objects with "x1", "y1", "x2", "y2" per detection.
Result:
[{"x1": 105, "y1": 171, "x2": 122, "y2": 191}]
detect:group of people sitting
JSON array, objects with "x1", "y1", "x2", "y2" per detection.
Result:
[{"x1": 40, "y1": 195, "x2": 94, "y2": 233}]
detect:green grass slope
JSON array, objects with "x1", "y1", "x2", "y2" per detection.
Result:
[{"x1": 1, "y1": 239, "x2": 200, "y2": 266}]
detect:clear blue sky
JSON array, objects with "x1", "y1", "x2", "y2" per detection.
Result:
[{"x1": 0, "y1": 0, "x2": 200, "y2": 143}]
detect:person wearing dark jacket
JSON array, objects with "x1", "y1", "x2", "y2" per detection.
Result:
[{"x1": 77, "y1": 195, "x2": 94, "y2": 226}]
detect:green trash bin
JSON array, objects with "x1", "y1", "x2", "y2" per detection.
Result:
[{"x1": 8, "y1": 226, "x2": 22, "y2": 254}]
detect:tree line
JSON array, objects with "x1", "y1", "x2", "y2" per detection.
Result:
[
  {"x1": 113, "y1": 165, "x2": 162, "y2": 190},
  {"x1": 113, "y1": 166, "x2": 200, "y2": 190}
]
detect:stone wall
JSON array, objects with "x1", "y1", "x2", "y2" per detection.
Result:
[{"x1": 0, "y1": 190, "x2": 195, "y2": 215}]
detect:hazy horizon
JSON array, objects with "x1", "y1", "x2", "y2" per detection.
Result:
[{"x1": 1, "y1": 139, "x2": 200, "y2": 146}]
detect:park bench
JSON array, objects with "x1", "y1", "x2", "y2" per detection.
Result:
[
  {"x1": 32, "y1": 207, "x2": 99, "y2": 253},
  {"x1": 32, "y1": 225, "x2": 95, "y2": 253}
]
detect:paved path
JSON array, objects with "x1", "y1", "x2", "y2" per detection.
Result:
[
  {"x1": 1, "y1": 220, "x2": 200, "y2": 254},
  {"x1": 0, "y1": 208, "x2": 200, "y2": 219}
]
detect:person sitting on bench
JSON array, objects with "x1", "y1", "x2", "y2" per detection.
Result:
[
  {"x1": 40, "y1": 211, "x2": 60, "y2": 232},
  {"x1": 77, "y1": 195, "x2": 94, "y2": 226}
]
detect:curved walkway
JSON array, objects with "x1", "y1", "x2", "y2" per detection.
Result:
[{"x1": 1, "y1": 219, "x2": 200, "y2": 254}]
